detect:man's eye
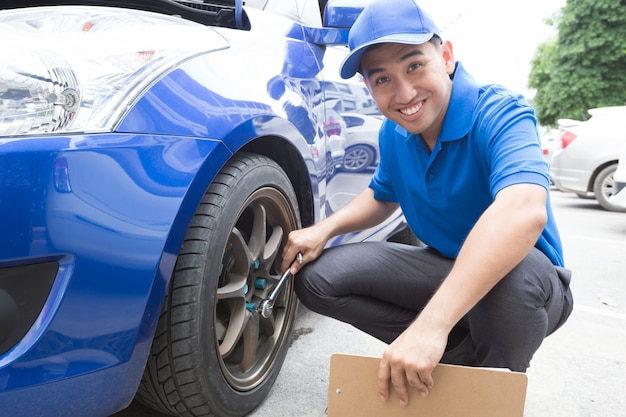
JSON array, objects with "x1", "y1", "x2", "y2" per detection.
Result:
[
  {"x1": 408, "y1": 63, "x2": 421, "y2": 72},
  {"x1": 375, "y1": 76, "x2": 390, "y2": 85}
]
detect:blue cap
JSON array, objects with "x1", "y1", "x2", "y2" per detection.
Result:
[{"x1": 340, "y1": 0, "x2": 441, "y2": 79}]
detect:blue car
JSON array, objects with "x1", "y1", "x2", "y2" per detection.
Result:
[{"x1": 0, "y1": 1, "x2": 414, "y2": 416}]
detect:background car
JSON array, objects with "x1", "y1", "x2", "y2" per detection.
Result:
[
  {"x1": 323, "y1": 109, "x2": 347, "y2": 177},
  {"x1": 0, "y1": 1, "x2": 413, "y2": 417},
  {"x1": 340, "y1": 112, "x2": 383, "y2": 173},
  {"x1": 540, "y1": 118, "x2": 579, "y2": 167},
  {"x1": 540, "y1": 126, "x2": 560, "y2": 167},
  {"x1": 550, "y1": 106, "x2": 626, "y2": 212},
  {"x1": 609, "y1": 142, "x2": 626, "y2": 210}
]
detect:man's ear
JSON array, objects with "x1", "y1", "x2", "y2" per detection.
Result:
[
  {"x1": 442, "y1": 40, "x2": 455, "y2": 74},
  {"x1": 361, "y1": 75, "x2": 373, "y2": 93}
]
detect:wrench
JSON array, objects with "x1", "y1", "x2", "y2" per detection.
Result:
[{"x1": 257, "y1": 253, "x2": 302, "y2": 318}]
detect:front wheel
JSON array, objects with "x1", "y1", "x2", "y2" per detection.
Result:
[
  {"x1": 594, "y1": 164, "x2": 626, "y2": 212},
  {"x1": 136, "y1": 153, "x2": 301, "y2": 416}
]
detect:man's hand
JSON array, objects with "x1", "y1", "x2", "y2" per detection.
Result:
[
  {"x1": 281, "y1": 188, "x2": 399, "y2": 275},
  {"x1": 280, "y1": 225, "x2": 329, "y2": 274},
  {"x1": 378, "y1": 321, "x2": 448, "y2": 405}
]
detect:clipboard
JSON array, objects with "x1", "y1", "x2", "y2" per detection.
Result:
[{"x1": 328, "y1": 353, "x2": 528, "y2": 417}]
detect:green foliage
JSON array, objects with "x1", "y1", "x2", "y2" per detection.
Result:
[{"x1": 528, "y1": 0, "x2": 626, "y2": 126}]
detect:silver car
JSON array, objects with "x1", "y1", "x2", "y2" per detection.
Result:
[
  {"x1": 550, "y1": 106, "x2": 626, "y2": 212},
  {"x1": 341, "y1": 112, "x2": 383, "y2": 173}
]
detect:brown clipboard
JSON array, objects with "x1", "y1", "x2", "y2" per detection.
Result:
[{"x1": 328, "y1": 353, "x2": 528, "y2": 417}]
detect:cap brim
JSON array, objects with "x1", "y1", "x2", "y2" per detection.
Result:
[{"x1": 339, "y1": 32, "x2": 435, "y2": 79}]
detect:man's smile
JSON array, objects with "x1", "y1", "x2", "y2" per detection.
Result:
[{"x1": 400, "y1": 100, "x2": 424, "y2": 116}]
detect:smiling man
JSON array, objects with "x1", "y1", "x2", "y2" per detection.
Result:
[{"x1": 281, "y1": 0, "x2": 573, "y2": 407}]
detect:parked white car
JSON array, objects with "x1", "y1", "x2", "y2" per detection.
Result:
[
  {"x1": 340, "y1": 112, "x2": 383, "y2": 172},
  {"x1": 550, "y1": 106, "x2": 626, "y2": 212}
]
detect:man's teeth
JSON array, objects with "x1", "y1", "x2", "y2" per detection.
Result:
[{"x1": 401, "y1": 103, "x2": 422, "y2": 115}]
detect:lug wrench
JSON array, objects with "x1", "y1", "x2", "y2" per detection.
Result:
[{"x1": 257, "y1": 252, "x2": 302, "y2": 318}]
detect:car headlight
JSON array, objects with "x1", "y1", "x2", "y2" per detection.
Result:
[
  {"x1": 1, "y1": 51, "x2": 80, "y2": 135},
  {"x1": 0, "y1": 6, "x2": 227, "y2": 137}
]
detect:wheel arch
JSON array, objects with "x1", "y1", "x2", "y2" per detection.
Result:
[
  {"x1": 240, "y1": 135, "x2": 315, "y2": 229},
  {"x1": 587, "y1": 159, "x2": 618, "y2": 192}
]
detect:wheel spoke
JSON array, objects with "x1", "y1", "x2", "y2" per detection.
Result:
[
  {"x1": 260, "y1": 223, "x2": 283, "y2": 266},
  {"x1": 218, "y1": 301, "x2": 247, "y2": 357},
  {"x1": 241, "y1": 312, "x2": 260, "y2": 372},
  {"x1": 217, "y1": 228, "x2": 252, "y2": 300},
  {"x1": 260, "y1": 311, "x2": 277, "y2": 337},
  {"x1": 216, "y1": 228, "x2": 253, "y2": 357},
  {"x1": 247, "y1": 203, "x2": 267, "y2": 262}
]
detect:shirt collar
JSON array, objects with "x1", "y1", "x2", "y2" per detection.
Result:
[{"x1": 439, "y1": 62, "x2": 478, "y2": 142}]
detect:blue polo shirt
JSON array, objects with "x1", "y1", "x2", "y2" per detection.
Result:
[{"x1": 369, "y1": 62, "x2": 564, "y2": 267}]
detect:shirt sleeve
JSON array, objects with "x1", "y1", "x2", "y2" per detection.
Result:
[{"x1": 474, "y1": 87, "x2": 551, "y2": 197}]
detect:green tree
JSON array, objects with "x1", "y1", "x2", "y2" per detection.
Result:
[{"x1": 528, "y1": 0, "x2": 626, "y2": 126}]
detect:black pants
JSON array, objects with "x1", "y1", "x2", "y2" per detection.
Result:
[{"x1": 294, "y1": 242, "x2": 573, "y2": 372}]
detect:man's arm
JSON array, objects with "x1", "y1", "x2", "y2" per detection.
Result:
[
  {"x1": 281, "y1": 187, "x2": 399, "y2": 274},
  {"x1": 379, "y1": 183, "x2": 548, "y2": 405}
]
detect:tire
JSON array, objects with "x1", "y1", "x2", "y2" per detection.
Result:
[
  {"x1": 342, "y1": 145, "x2": 375, "y2": 173},
  {"x1": 136, "y1": 153, "x2": 301, "y2": 417},
  {"x1": 593, "y1": 164, "x2": 626, "y2": 212}
]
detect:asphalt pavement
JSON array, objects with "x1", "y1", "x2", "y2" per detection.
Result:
[{"x1": 118, "y1": 189, "x2": 626, "y2": 417}]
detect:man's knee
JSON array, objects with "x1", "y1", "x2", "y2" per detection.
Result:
[
  {"x1": 294, "y1": 263, "x2": 322, "y2": 306},
  {"x1": 485, "y1": 249, "x2": 557, "y2": 309}
]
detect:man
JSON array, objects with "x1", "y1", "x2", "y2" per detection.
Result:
[{"x1": 281, "y1": 0, "x2": 573, "y2": 406}]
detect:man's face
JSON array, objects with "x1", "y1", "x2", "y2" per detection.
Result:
[{"x1": 360, "y1": 40, "x2": 455, "y2": 144}]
